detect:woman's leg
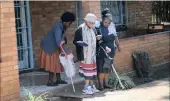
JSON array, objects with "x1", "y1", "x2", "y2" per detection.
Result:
[
  {"x1": 83, "y1": 79, "x2": 94, "y2": 94},
  {"x1": 47, "y1": 72, "x2": 57, "y2": 86},
  {"x1": 98, "y1": 73, "x2": 105, "y2": 90},
  {"x1": 90, "y1": 80, "x2": 99, "y2": 93},
  {"x1": 104, "y1": 73, "x2": 112, "y2": 88},
  {"x1": 85, "y1": 80, "x2": 90, "y2": 87},
  {"x1": 48, "y1": 72, "x2": 54, "y2": 83},
  {"x1": 56, "y1": 73, "x2": 67, "y2": 84}
]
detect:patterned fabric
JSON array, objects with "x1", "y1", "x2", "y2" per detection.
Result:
[
  {"x1": 79, "y1": 62, "x2": 97, "y2": 80},
  {"x1": 79, "y1": 23, "x2": 97, "y2": 79},
  {"x1": 82, "y1": 23, "x2": 96, "y2": 64}
]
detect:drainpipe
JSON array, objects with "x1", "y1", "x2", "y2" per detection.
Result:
[
  {"x1": 76, "y1": 1, "x2": 79, "y2": 27},
  {"x1": 26, "y1": 1, "x2": 34, "y2": 69}
]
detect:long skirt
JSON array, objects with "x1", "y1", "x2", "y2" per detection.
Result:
[
  {"x1": 39, "y1": 48, "x2": 64, "y2": 73},
  {"x1": 79, "y1": 62, "x2": 97, "y2": 80}
]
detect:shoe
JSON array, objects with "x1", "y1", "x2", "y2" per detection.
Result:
[
  {"x1": 59, "y1": 80, "x2": 67, "y2": 84},
  {"x1": 99, "y1": 86, "x2": 104, "y2": 91},
  {"x1": 104, "y1": 85, "x2": 112, "y2": 89},
  {"x1": 55, "y1": 80, "x2": 67, "y2": 84},
  {"x1": 83, "y1": 86, "x2": 94, "y2": 95},
  {"x1": 91, "y1": 85, "x2": 99, "y2": 93},
  {"x1": 47, "y1": 82, "x2": 58, "y2": 86}
]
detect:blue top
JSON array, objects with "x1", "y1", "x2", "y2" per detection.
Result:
[
  {"x1": 40, "y1": 21, "x2": 67, "y2": 55},
  {"x1": 101, "y1": 26, "x2": 109, "y2": 36}
]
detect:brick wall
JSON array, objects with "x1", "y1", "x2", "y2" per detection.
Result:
[
  {"x1": 30, "y1": 1, "x2": 77, "y2": 65},
  {"x1": 30, "y1": 1, "x2": 169, "y2": 74},
  {"x1": 82, "y1": 1, "x2": 101, "y2": 19},
  {"x1": 127, "y1": 1, "x2": 152, "y2": 29},
  {"x1": 114, "y1": 32, "x2": 170, "y2": 73},
  {"x1": 0, "y1": 1, "x2": 20, "y2": 101}
]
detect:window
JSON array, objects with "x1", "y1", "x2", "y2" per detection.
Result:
[{"x1": 101, "y1": 1, "x2": 126, "y2": 25}]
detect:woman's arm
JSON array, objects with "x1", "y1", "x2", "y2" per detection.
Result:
[
  {"x1": 109, "y1": 22, "x2": 121, "y2": 51},
  {"x1": 102, "y1": 34, "x2": 115, "y2": 41},
  {"x1": 73, "y1": 27, "x2": 82, "y2": 46},
  {"x1": 73, "y1": 27, "x2": 84, "y2": 61},
  {"x1": 54, "y1": 25, "x2": 68, "y2": 53},
  {"x1": 115, "y1": 36, "x2": 121, "y2": 51}
]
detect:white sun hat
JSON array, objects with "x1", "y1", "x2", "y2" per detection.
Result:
[{"x1": 84, "y1": 13, "x2": 97, "y2": 23}]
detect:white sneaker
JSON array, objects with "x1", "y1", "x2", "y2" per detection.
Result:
[
  {"x1": 91, "y1": 85, "x2": 99, "y2": 93},
  {"x1": 83, "y1": 86, "x2": 94, "y2": 95}
]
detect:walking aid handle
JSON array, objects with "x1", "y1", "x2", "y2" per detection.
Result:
[
  {"x1": 59, "y1": 42, "x2": 76, "y2": 92},
  {"x1": 60, "y1": 43, "x2": 67, "y2": 57}
]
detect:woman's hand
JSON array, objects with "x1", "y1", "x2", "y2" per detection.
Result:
[
  {"x1": 76, "y1": 41, "x2": 88, "y2": 47},
  {"x1": 96, "y1": 35, "x2": 102, "y2": 40},
  {"x1": 106, "y1": 46, "x2": 111, "y2": 53},
  {"x1": 60, "y1": 41, "x2": 65, "y2": 46},
  {"x1": 117, "y1": 46, "x2": 121, "y2": 52}
]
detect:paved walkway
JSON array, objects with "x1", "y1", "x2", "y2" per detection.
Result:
[{"x1": 82, "y1": 78, "x2": 169, "y2": 101}]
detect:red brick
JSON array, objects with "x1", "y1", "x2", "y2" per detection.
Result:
[
  {"x1": 3, "y1": 93, "x2": 20, "y2": 101},
  {"x1": 0, "y1": 72, "x2": 8, "y2": 77},
  {"x1": 1, "y1": 56, "x2": 13, "y2": 62},
  {"x1": 1, "y1": 27, "x2": 11, "y2": 33},
  {"x1": 7, "y1": 87, "x2": 20, "y2": 95},
  {"x1": 13, "y1": 76, "x2": 19, "y2": 81},
  {"x1": 1, "y1": 90, "x2": 8, "y2": 97},
  {"x1": 1, "y1": 13, "x2": 14, "y2": 18},
  {"x1": 1, "y1": 76, "x2": 14, "y2": 82},
  {"x1": 1, "y1": 2, "x2": 14, "y2": 8},
  {"x1": 9, "y1": 8, "x2": 14, "y2": 13},
  {"x1": 1, "y1": 8, "x2": 9, "y2": 13},
  {"x1": 9, "y1": 17, "x2": 15, "y2": 22},
  {"x1": 1, "y1": 42, "x2": 17, "y2": 47},
  {"x1": 11, "y1": 27, "x2": 16, "y2": 32},
  {"x1": 7, "y1": 70, "x2": 19, "y2": 76},
  {"x1": 0, "y1": 61, "x2": 17, "y2": 68},
  {"x1": 10, "y1": 98, "x2": 20, "y2": 101},
  {"x1": 1, "y1": 51, "x2": 17, "y2": 57},
  {"x1": 0, "y1": 66, "x2": 14, "y2": 72},
  {"x1": 1, "y1": 46, "x2": 17, "y2": 53},
  {"x1": 1, "y1": 37, "x2": 17, "y2": 44},
  {"x1": 1, "y1": 32, "x2": 16, "y2": 38}
]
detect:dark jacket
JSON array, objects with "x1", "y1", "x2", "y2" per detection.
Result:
[
  {"x1": 96, "y1": 24, "x2": 115, "y2": 58},
  {"x1": 73, "y1": 27, "x2": 84, "y2": 61},
  {"x1": 40, "y1": 21, "x2": 67, "y2": 55}
]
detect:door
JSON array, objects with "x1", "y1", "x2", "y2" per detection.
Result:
[{"x1": 14, "y1": 1, "x2": 34, "y2": 71}]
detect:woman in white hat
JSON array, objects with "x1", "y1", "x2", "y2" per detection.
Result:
[{"x1": 73, "y1": 13, "x2": 99, "y2": 95}]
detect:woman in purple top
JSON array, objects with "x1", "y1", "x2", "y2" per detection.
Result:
[{"x1": 39, "y1": 12, "x2": 75, "y2": 86}]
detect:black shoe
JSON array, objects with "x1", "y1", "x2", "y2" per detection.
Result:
[
  {"x1": 99, "y1": 86, "x2": 104, "y2": 91},
  {"x1": 47, "y1": 82, "x2": 58, "y2": 86},
  {"x1": 60, "y1": 80, "x2": 67, "y2": 84},
  {"x1": 104, "y1": 85, "x2": 112, "y2": 89},
  {"x1": 56, "y1": 80, "x2": 67, "y2": 84}
]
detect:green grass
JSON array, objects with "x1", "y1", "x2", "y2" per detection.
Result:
[{"x1": 23, "y1": 88, "x2": 53, "y2": 101}]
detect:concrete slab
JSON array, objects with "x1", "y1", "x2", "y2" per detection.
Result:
[
  {"x1": 82, "y1": 78, "x2": 169, "y2": 101},
  {"x1": 20, "y1": 72, "x2": 84, "y2": 97},
  {"x1": 51, "y1": 78, "x2": 169, "y2": 101}
]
